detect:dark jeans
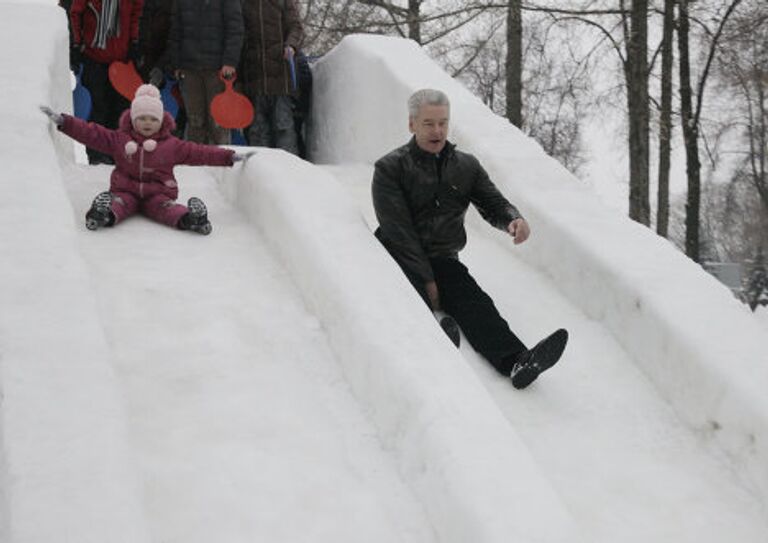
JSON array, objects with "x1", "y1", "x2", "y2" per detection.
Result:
[
  {"x1": 178, "y1": 69, "x2": 229, "y2": 144},
  {"x1": 246, "y1": 95, "x2": 298, "y2": 155},
  {"x1": 376, "y1": 230, "x2": 527, "y2": 375},
  {"x1": 81, "y1": 58, "x2": 129, "y2": 162}
]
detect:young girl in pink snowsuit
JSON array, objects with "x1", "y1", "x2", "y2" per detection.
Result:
[{"x1": 41, "y1": 84, "x2": 252, "y2": 234}]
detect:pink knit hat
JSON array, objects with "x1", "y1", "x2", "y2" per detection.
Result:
[{"x1": 131, "y1": 84, "x2": 163, "y2": 122}]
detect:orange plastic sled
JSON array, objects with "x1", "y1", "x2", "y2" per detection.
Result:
[
  {"x1": 210, "y1": 72, "x2": 254, "y2": 129},
  {"x1": 108, "y1": 60, "x2": 143, "y2": 101}
]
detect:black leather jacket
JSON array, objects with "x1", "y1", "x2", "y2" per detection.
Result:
[{"x1": 373, "y1": 137, "x2": 522, "y2": 282}]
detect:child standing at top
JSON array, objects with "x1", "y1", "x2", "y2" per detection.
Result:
[{"x1": 41, "y1": 84, "x2": 253, "y2": 234}]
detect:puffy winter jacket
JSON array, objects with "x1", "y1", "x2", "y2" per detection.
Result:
[
  {"x1": 169, "y1": 0, "x2": 244, "y2": 71},
  {"x1": 59, "y1": 111, "x2": 235, "y2": 201},
  {"x1": 240, "y1": 0, "x2": 304, "y2": 96},
  {"x1": 69, "y1": 0, "x2": 143, "y2": 64},
  {"x1": 373, "y1": 138, "x2": 522, "y2": 283},
  {"x1": 138, "y1": 0, "x2": 173, "y2": 74}
]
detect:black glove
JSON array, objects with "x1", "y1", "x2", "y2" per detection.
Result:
[
  {"x1": 69, "y1": 44, "x2": 83, "y2": 72},
  {"x1": 128, "y1": 41, "x2": 142, "y2": 65}
]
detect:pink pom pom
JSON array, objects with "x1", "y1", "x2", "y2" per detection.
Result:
[
  {"x1": 124, "y1": 141, "x2": 138, "y2": 155},
  {"x1": 143, "y1": 139, "x2": 157, "y2": 152},
  {"x1": 134, "y1": 84, "x2": 161, "y2": 100}
]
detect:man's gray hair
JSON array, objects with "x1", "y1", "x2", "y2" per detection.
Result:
[{"x1": 408, "y1": 89, "x2": 450, "y2": 118}]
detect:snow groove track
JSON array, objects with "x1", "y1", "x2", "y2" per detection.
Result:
[
  {"x1": 330, "y1": 163, "x2": 768, "y2": 543},
  {"x1": 60, "y1": 163, "x2": 436, "y2": 543},
  {"x1": 462, "y1": 230, "x2": 768, "y2": 543}
]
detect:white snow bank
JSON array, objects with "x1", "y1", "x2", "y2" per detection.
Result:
[
  {"x1": 217, "y1": 153, "x2": 583, "y2": 543},
  {"x1": 0, "y1": 4, "x2": 150, "y2": 542},
  {"x1": 308, "y1": 34, "x2": 768, "y2": 501}
]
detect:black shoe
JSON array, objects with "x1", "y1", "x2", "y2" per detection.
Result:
[
  {"x1": 439, "y1": 315, "x2": 461, "y2": 347},
  {"x1": 510, "y1": 328, "x2": 568, "y2": 389},
  {"x1": 85, "y1": 191, "x2": 114, "y2": 230},
  {"x1": 179, "y1": 197, "x2": 212, "y2": 235}
]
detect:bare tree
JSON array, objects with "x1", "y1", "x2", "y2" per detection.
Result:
[
  {"x1": 716, "y1": 2, "x2": 768, "y2": 214},
  {"x1": 677, "y1": 0, "x2": 743, "y2": 262},
  {"x1": 506, "y1": 0, "x2": 523, "y2": 127},
  {"x1": 356, "y1": 0, "x2": 423, "y2": 42},
  {"x1": 624, "y1": 0, "x2": 651, "y2": 226},
  {"x1": 656, "y1": 0, "x2": 675, "y2": 237}
]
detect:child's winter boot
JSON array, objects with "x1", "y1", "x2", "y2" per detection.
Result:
[
  {"x1": 179, "y1": 197, "x2": 212, "y2": 235},
  {"x1": 85, "y1": 191, "x2": 115, "y2": 230}
]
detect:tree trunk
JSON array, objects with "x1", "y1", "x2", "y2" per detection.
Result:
[
  {"x1": 408, "y1": 0, "x2": 421, "y2": 44},
  {"x1": 626, "y1": 0, "x2": 651, "y2": 225},
  {"x1": 677, "y1": 0, "x2": 701, "y2": 261},
  {"x1": 657, "y1": 0, "x2": 675, "y2": 237},
  {"x1": 505, "y1": 0, "x2": 523, "y2": 128}
]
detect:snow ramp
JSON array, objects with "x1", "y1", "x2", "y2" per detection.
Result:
[
  {"x1": 2, "y1": 4, "x2": 578, "y2": 543},
  {"x1": 307, "y1": 34, "x2": 768, "y2": 541}
]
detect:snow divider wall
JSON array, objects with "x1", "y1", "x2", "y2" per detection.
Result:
[
  {"x1": 308, "y1": 34, "x2": 768, "y2": 504},
  {"x1": 218, "y1": 152, "x2": 584, "y2": 543},
  {"x1": 0, "y1": 4, "x2": 150, "y2": 542}
]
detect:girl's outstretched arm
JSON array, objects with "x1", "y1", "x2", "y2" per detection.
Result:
[
  {"x1": 41, "y1": 106, "x2": 120, "y2": 157},
  {"x1": 174, "y1": 140, "x2": 237, "y2": 167}
]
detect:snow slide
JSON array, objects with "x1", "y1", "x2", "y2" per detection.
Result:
[
  {"x1": 2, "y1": 4, "x2": 577, "y2": 543},
  {"x1": 2, "y1": 4, "x2": 768, "y2": 543},
  {"x1": 308, "y1": 34, "x2": 768, "y2": 541}
]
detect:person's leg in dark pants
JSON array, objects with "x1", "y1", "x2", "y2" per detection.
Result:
[
  {"x1": 272, "y1": 95, "x2": 299, "y2": 155},
  {"x1": 180, "y1": 70, "x2": 211, "y2": 143},
  {"x1": 432, "y1": 257, "x2": 527, "y2": 375},
  {"x1": 248, "y1": 95, "x2": 274, "y2": 148},
  {"x1": 80, "y1": 59, "x2": 112, "y2": 164},
  {"x1": 80, "y1": 59, "x2": 128, "y2": 164},
  {"x1": 374, "y1": 229, "x2": 432, "y2": 308}
]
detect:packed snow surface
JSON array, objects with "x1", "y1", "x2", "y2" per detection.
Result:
[{"x1": 1, "y1": 2, "x2": 767, "y2": 543}]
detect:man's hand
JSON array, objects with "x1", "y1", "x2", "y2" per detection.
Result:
[
  {"x1": 507, "y1": 218, "x2": 530, "y2": 245},
  {"x1": 425, "y1": 281, "x2": 440, "y2": 310},
  {"x1": 221, "y1": 65, "x2": 236, "y2": 79},
  {"x1": 283, "y1": 46, "x2": 295, "y2": 61}
]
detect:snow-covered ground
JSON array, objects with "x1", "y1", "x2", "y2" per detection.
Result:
[
  {"x1": 62, "y1": 164, "x2": 441, "y2": 543},
  {"x1": 2, "y1": 2, "x2": 768, "y2": 543}
]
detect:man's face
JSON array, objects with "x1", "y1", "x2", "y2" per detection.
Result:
[{"x1": 409, "y1": 104, "x2": 449, "y2": 154}]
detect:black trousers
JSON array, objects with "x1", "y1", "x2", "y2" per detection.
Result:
[
  {"x1": 81, "y1": 58, "x2": 130, "y2": 161},
  {"x1": 376, "y1": 230, "x2": 527, "y2": 375}
]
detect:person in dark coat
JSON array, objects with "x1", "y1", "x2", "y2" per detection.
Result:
[
  {"x1": 137, "y1": 0, "x2": 172, "y2": 85},
  {"x1": 240, "y1": 0, "x2": 304, "y2": 155},
  {"x1": 372, "y1": 89, "x2": 569, "y2": 390},
  {"x1": 137, "y1": 0, "x2": 187, "y2": 136},
  {"x1": 168, "y1": 0, "x2": 244, "y2": 144},
  {"x1": 69, "y1": 0, "x2": 144, "y2": 164}
]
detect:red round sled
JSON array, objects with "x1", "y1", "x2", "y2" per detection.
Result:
[
  {"x1": 210, "y1": 72, "x2": 254, "y2": 129},
  {"x1": 108, "y1": 60, "x2": 143, "y2": 101}
]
